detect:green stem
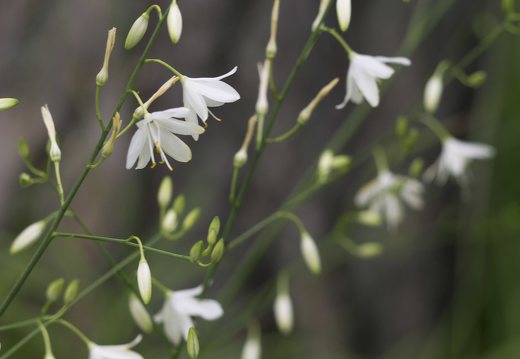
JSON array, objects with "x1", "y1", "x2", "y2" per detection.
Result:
[
  {"x1": 255, "y1": 114, "x2": 265, "y2": 150},
  {"x1": 0, "y1": 317, "x2": 41, "y2": 331},
  {"x1": 53, "y1": 162, "x2": 65, "y2": 205},
  {"x1": 372, "y1": 147, "x2": 389, "y2": 173},
  {"x1": 56, "y1": 319, "x2": 91, "y2": 348},
  {"x1": 0, "y1": 6, "x2": 170, "y2": 319},
  {"x1": 37, "y1": 321, "x2": 53, "y2": 356},
  {"x1": 152, "y1": 277, "x2": 171, "y2": 294},
  {"x1": 95, "y1": 86, "x2": 104, "y2": 130},
  {"x1": 146, "y1": 4, "x2": 163, "y2": 19},
  {"x1": 421, "y1": 114, "x2": 450, "y2": 140},
  {"x1": 266, "y1": 123, "x2": 302, "y2": 143},
  {"x1": 53, "y1": 232, "x2": 191, "y2": 261},
  {"x1": 320, "y1": 26, "x2": 354, "y2": 57},
  {"x1": 145, "y1": 58, "x2": 183, "y2": 77},
  {"x1": 229, "y1": 167, "x2": 240, "y2": 203}
]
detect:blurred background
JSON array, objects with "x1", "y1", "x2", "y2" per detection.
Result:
[{"x1": 1, "y1": 0, "x2": 519, "y2": 358}]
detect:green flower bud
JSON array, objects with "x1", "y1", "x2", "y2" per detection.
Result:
[
  {"x1": 409, "y1": 158, "x2": 425, "y2": 178},
  {"x1": 18, "y1": 138, "x2": 30, "y2": 159},
  {"x1": 157, "y1": 177, "x2": 173, "y2": 209},
  {"x1": 46, "y1": 278, "x2": 65, "y2": 302},
  {"x1": 300, "y1": 232, "x2": 321, "y2": 275},
  {"x1": 207, "y1": 216, "x2": 220, "y2": 245},
  {"x1": 233, "y1": 149, "x2": 248, "y2": 168},
  {"x1": 19, "y1": 173, "x2": 33, "y2": 187},
  {"x1": 182, "y1": 208, "x2": 201, "y2": 231},
  {"x1": 161, "y1": 209, "x2": 178, "y2": 233},
  {"x1": 129, "y1": 294, "x2": 153, "y2": 333},
  {"x1": 187, "y1": 327, "x2": 200, "y2": 359},
  {"x1": 125, "y1": 12, "x2": 150, "y2": 50},
  {"x1": 356, "y1": 210, "x2": 382, "y2": 227},
  {"x1": 0, "y1": 98, "x2": 19, "y2": 111},
  {"x1": 357, "y1": 243, "x2": 383, "y2": 258},
  {"x1": 211, "y1": 239, "x2": 225, "y2": 264},
  {"x1": 63, "y1": 279, "x2": 80, "y2": 305},
  {"x1": 190, "y1": 241, "x2": 204, "y2": 262},
  {"x1": 173, "y1": 195, "x2": 186, "y2": 215},
  {"x1": 467, "y1": 71, "x2": 487, "y2": 88},
  {"x1": 396, "y1": 116, "x2": 409, "y2": 138}
]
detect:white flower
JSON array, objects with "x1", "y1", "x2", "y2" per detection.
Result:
[
  {"x1": 128, "y1": 294, "x2": 154, "y2": 334},
  {"x1": 181, "y1": 67, "x2": 240, "y2": 138},
  {"x1": 241, "y1": 325, "x2": 261, "y2": 359},
  {"x1": 274, "y1": 289, "x2": 293, "y2": 335},
  {"x1": 355, "y1": 170, "x2": 424, "y2": 230},
  {"x1": 337, "y1": 53, "x2": 411, "y2": 109},
  {"x1": 300, "y1": 232, "x2": 321, "y2": 275},
  {"x1": 89, "y1": 335, "x2": 143, "y2": 359},
  {"x1": 155, "y1": 286, "x2": 223, "y2": 345},
  {"x1": 424, "y1": 73, "x2": 443, "y2": 113},
  {"x1": 41, "y1": 105, "x2": 61, "y2": 162},
  {"x1": 336, "y1": 0, "x2": 352, "y2": 32},
  {"x1": 167, "y1": 1, "x2": 183, "y2": 44},
  {"x1": 126, "y1": 107, "x2": 205, "y2": 170},
  {"x1": 10, "y1": 220, "x2": 47, "y2": 254},
  {"x1": 137, "y1": 259, "x2": 152, "y2": 304},
  {"x1": 424, "y1": 137, "x2": 495, "y2": 186}
]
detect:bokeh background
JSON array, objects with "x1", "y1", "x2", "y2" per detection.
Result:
[{"x1": 1, "y1": 0, "x2": 520, "y2": 358}]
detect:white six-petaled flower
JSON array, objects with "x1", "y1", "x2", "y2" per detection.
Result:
[
  {"x1": 355, "y1": 170, "x2": 424, "y2": 230},
  {"x1": 337, "y1": 53, "x2": 411, "y2": 109},
  {"x1": 423, "y1": 137, "x2": 495, "y2": 186},
  {"x1": 155, "y1": 285, "x2": 223, "y2": 345},
  {"x1": 181, "y1": 67, "x2": 240, "y2": 139},
  {"x1": 89, "y1": 335, "x2": 143, "y2": 359},
  {"x1": 126, "y1": 107, "x2": 205, "y2": 170}
]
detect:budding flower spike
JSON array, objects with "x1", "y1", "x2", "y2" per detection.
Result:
[
  {"x1": 337, "y1": 53, "x2": 411, "y2": 108},
  {"x1": 126, "y1": 107, "x2": 205, "y2": 170},
  {"x1": 180, "y1": 67, "x2": 240, "y2": 138},
  {"x1": 155, "y1": 285, "x2": 223, "y2": 345},
  {"x1": 167, "y1": 0, "x2": 183, "y2": 44}
]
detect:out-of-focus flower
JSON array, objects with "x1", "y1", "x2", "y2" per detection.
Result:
[
  {"x1": 10, "y1": 220, "x2": 47, "y2": 254},
  {"x1": 300, "y1": 232, "x2": 321, "y2": 275},
  {"x1": 89, "y1": 335, "x2": 143, "y2": 359}
]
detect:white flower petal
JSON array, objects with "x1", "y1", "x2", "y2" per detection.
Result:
[
  {"x1": 189, "y1": 79, "x2": 240, "y2": 103},
  {"x1": 126, "y1": 127, "x2": 147, "y2": 169},
  {"x1": 154, "y1": 117, "x2": 205, "y2": 136},
  {"x1": 351, "y1": 66, "x2": 380, "y2": 107},
  {"x1": 183, "y1": 81, "x2": 209, "y2": 121},
  {"x1": 159, "y1": 131, "x2": 192, "y2": 163},
  {"x1": 375, "y1": 56, "x2": 412, "y2": 66},
  {"x1": 150, "y1": 107, "x2": 191, "y2": 120},
  {"x1": 356, "y1": 55, "x2": 395, "y2": 79},
  {"x1": 175, "y1": 297, "x2": 224, "y2": 320}
]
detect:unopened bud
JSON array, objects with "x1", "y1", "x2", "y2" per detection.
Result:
[
  {"x1": 424, "y1": 73, "x2": 443, "y2": 113},
  {"x1": 318, "y1": 150, "x2": 334, "y2": 183},
  {"x1": 167, "y1": 1, "x2": 183, "y2": 44},
  {"x1": 265, "y1": 0, "x2": 279, "y2": 59},
  {"x1": 101, "y1": 112, "x2": 121, "y2": 159},
  {"x1": 274, "y1": 276, "x2": 293, "y2": 335},
  {"x1": 187, "y1": 327, "x2": 200, "y2": 359},
  {"x1": 162, "y1": 209, "x2": 178, "y2": 233},
  {"x1": 396, "y1": 116, "x2": 408, "y2": 138},
  {"x1": 255, "y1": 60, "x2": 270, "y2": 116},
  {"x1": 157, "y1": 176, "x2": 173, "y2": 209},
  {"x1": 331, "y1": 155, "x2": 351, "y2": 172},
  {"x1": 409, "y1": 158, "x2": 425, "y2": 178},
  {"x1": 357, "y1": 243, "x2": 383, "y2": 258},
  {"x1": 300, "y1": 232, "x2": 321, "y2": 275},
  {"x1": 18, "y1": 138, "x2": 30, "y2": 159},
  {"x1": 41, "y1": 105, "x2": 61, "y2": 162},
  {"x1": 336, "y1": 0, "x2": 352, "y2": 32},
  {"x1": 10, "y1": 220, "x2": 47, "y2": 254},
  {"x1": 182, "y1": 208, "x2": 201, "y2": 231},
  {"x1": 46, "y1": 278, "x2": 65, "y2": 302},
  {"x1": 356, "y1": 210, "x2": 382, "y2": 227},
  {"x1": 190, "y1": 241, "x2": 204, "y2": 262},
  {"x1": 297, "y1": 78, "x2": 339, "y2": 126},
  {"x1": 0, "y1": 98, "x2": 19, "y2": 111},
  {"x1": 241, "y1": 322, "x2": 262, "y2": 359},
  {"x1": 173, "y1": 195, "x2": 186, "y2": 215},
  {"x1": 312, "y1": 0, "x2": 328, "y2": 31},
  {"x1": 404, "y1": 128, "x2": 419, "y2": 152},
  {"x1": 19, "y1": 173, "x2": 33, "y2": 187},
  {"x1": 137, "y1": 258, "x2": 152, "y2": 304},
  {"x1": 234, "y1": 149, "x2": 248, "y2": 168},
  {"x1": 211, "y1": 239, "x2": 225, "y2": 264},
  {"x1": 467, "y1": 71, "x2": 487, "y2": 88},
  {"x1": 125, "y1": 12, "x2": 150, "y2": 50},
  {"x1": 129, "y1": 294, "x2": 153, "y2": 333},
  {"x1": 96, "y1": 28, "x2": 117, "y2": 87},
  {"x1": 207, "y1": 216, "x2": 220, "y2": 245},
  {"x1": 63, "y1": 279, "x2": 80, "y2": 305}
]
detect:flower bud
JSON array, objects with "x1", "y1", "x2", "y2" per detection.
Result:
[
  {"x1": 211, "y1": 239, "x2": 225, "y2": 264},
  {"x1": 10, "y1": 220, "x2": 47, "y2": 254},
  {"x1": 255, "y1": 60, "x2": 270, "y2": 116},
  {"x1": 234, "y1": 149, "x2": 248, "y2": 168},
  {"x1": 0, "y1": 98, "x2": 19, "y2": 111},
  {"x1": 41, "y1": 105, "x2": 61, "y2": 162},
  {"x1": 129, "y1": 294, "x2": 153, "y2": 333},
  {"x1": 96, "y1": 27, "x2": 116, "y2": 87},
  {"x1": 274, "y1": 276, "x2": 293, "y2": 335},
  {"x1": 18, "y1": 138, "x2": 30, "y2": 159},
  {"x1": 357, "y1": 243, "x2": 383, "y2": 258},
  {"x1": 101, "y1": 112, "x2": 121, "y2": 159},
  {"x1": 173, "y1": 195, "x2": 186, "y2": 215},
  {"x1": 336, "y1": 0, "x2": 352, "y2": 32},
  {"x1": 424, "y1": 73, "x2": 443, "y2": 113},
  {"x1": 356, "y1": 210, "x2": 382, "y2": 227},
  {"x1": 331, "y1": 155, "x2": 351, "y2": 172},
  {"x1": 125, "y1": 12, "x2": 149, "y2": 50},
  {"x1": 190, "y1": 241, "x2": 204, "y2": 262},
  {"x1": 167, "y1": 1, "x2": 183, "y2": 44},
  {"x1": 182, "y1": 208, "x2": 201, "y2": 231},
  {"x1": 157, "y1": 176, "x2": 173, "y2": 209},
  {"x1": 63, "y1": 279, "x2": 80, "y2": 305},
  {"x1": 318, "y1": 150, "x2": 334, "y2": 183},
  {"x1": 187, "y1": 327, "x2": 200, "y2": 359},
  {"x1": 265, "y1": 0, "x2": 279, "y2": 60},
  {"x1": 19, "y1": 172, "x2": 33, "y2": 187},
  {"x1": 241, "y1": 322, "x2": 261, "y2": 359},
  {"x1": 161, "y1": 209, "x2": 178, "y2": 233},
  {"x1": 137, "y1": 258, "x2": 152, "y2": 304},
  {"x1": 395, "y1": 116, "x2": 408, "y2": 138},
  {"x1": 409, "y1": 158, "x2": 425, "y2": 178},
  {"x1": 312, "y1": 0, "x2": 328, "y2": 31},
  {"x1": 46, "y1": 278, "x2": 65, "y2": 302},
  {"x1": 297, "y1": 78, "x2": 339, "y2": 126},
  {"x1": 207, "y1": 216, "x2": 220, "y2": 245},
  {"x1": 467, "y1": 71, "x2": 487, "y2": 88},
  {"x1": 300, "y1": 232, "x2": 321, "y2": 275}
]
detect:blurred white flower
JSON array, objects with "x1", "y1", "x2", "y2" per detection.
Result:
[
  {"x1": 274, "y1": 283, "x2": 293, "y2": 335},
  {"x1": 300, "y1": 232, "x2": 321, "y2": 275},
  {"x1": 181, "y1": 67, "x2": 240, "y2": 139},
  {"x1": 129, "y1": 294, "x2": 153, "y2": 334},
  {"x1": 126, "y1": 107, "x2": 205, "y2": 170},
  {"x1": 155, "y1": 285, "x2": 223, "y2": 345},
  {"x1": 337, "y1": 53, "x2": 410, "y2": 109},
  {"x1": 89, "y1": 335, "x2": 143, "y2": 359},
  {"x1": 10, "y1": 220, "x2": 47, "y2": 254},
  {"x1": 241, "y1": 323, "x2": 261, "y2": 359},
  {"x1": 355, "y1": 170, "x2": 424, "y2": 230},
  {"x1": 424, "y1": 137, "x2": 495, "y2": 186}
]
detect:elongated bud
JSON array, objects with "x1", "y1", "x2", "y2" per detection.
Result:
[
  {"x1": 96, "y1": 28, "x2": 117, "y2": 87},
  {"x1": 19, "y1": 173, "x2": 33, "y2": 187},
  {"x1": 234, "y1": 149, "x2": 248, "y2": 168},
  {"x1": 234, "y1": 115, "x2": 257, "y2": 169},
  {"x1": 142, "y1": 76, "x2": 179, "y2": 111},
  {"x1": 167, "y1": 0, "x2": 183, "y2": 44},
  {"x1": 182, "y1": 208, "x2": 201, "y2": 231},
  {"x1": 125, "y1": 12, "x2": 150, "y2": 50},
  {"x1": 162, "y1": 209, "x2": 178, "y2": 233},
  {"x1": 318, "y1": 150, "x2": 334, "y2": 183},
  {"x1": 0, "y1": 98, "x2": 19, "y2": 111},
  {"x1": 241, "y1": 321, "x2": 261, "y2": 359},
  {"x1": 312, "y1": 0, "x2": 328, "y2": 31},
  {"x1": 137, "y1": 258, "x2": 152, "y2": 304},
  {"x1": 173, "y1": 195, "x2": 186, "y2": 215},
  {"x1": 211, "y1": 239, "x2": 225, "y2": 264},
  {"x1": 395, "y1": 116, "x2": 408, "y2": 138},
  {"x1": 300, "y1": 232, "x2": 321, "y2": 275},
  {"x1": 63, "y1": 279, "x2": 80, "y2": 305},
  {"x1": 46, "y1": 278, "x2": 65, "y2": 302},
  {"x1": 356, "y1": 210, "x2": 382, "y2": 227},
  {"x1": 101, "y1": 112, "x2": 121, "y2": 159},
  {"x1": 157, "y1": 176, "x2": 173, "y2": 209},
  {"x1": 190, "y1": 241, "x2": 204, "y2": 262},
  {"x1": 10, "y1": 220, "x2": 47, "y2": 254},
  {"x1": 187, "y1": 327, "x2": 200, "y2": 359},
  {"x1": 424, "y1": 73, "x2": 443, "y2": 113},
  {"x1": 255, "y1": 60, "x2": 270, "y2": 116},
  {"x1": 207, "y1": 216, "x2": 220, "y2": 245},
  {"x1": 41, "y1": 105, "x2": 61, "y2": 162},
  {"x1": 336, "y1": 0, "x2": 352, "y2": 32},
  {"x1": 297, "y1": 78, "x2": 339, "y2": 126},
  {"x1": 18, "y1": 138, "x2": 30, "y2": 159},
  {"x1": 129, "y1": 294, "x2": 154, "y2": 333},
  {"x1": 274, "y1": 275, "x2": 293, "y2": 335},
  {"x1": 409, "y1": 158, "x2": 425, "y2": 178},
  {"x1": 266, "y1": 0, "x2": 280, "y2": 59},
  {"x1": 357, "y1": 243, "x2": 383, "y2": 258},
  {"x1": 467, "y1": 71, "x2": 487, "y2": 88}
]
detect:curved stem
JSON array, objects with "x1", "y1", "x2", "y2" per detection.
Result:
[
  {"x1": 53, "y1": 162, "x2": 65, "y2": 205},
  {"x1": 266, "y1": 123, "x2": 302, "y2": 143},
  {"x1": 56, "y1": 319, "x2": 91, "y2": 348},
  {"x1": 37, "y1": 321, "x2": 53, "y2": 356},
  {"x1": 145, "y1": 58, "x2": 183, "y2": 77},
  {"x1": 95, "y1": 86, "x2": 104, "y2": 130},
  {"x1": 320, "y1": 26, "x2": 354, "y2": 57}
]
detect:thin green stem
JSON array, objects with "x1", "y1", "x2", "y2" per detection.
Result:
[
  {"x1": 95, "y1": 86, "x2": 104, "y2": 130},
  {"x1": 53, "y1": 162, "x2": 65, "y2": 205},
  {"x1": 56, "y1": 319, "x2": 91, "y2": 347},
  {"x1": 53, "y1": 232, "x2": 191, "y2": 261},
  {"x1": 421, "y1": 114, "x2": 450, "y2": 140},
  {"x1": 266, "y1": 123, "x2": 302, "y2": 143},
  {"x1": 37, "y1": 321, "x2": 53, "y2": 356},
  {"x1": 23, "y1": 158, "x2": 47, "y2": 178},
  {"x1": 255, "y1": 114, "x2": 265, "y2": 150},
  {"x1": 0, "y1": 6, "x2": 170, "y2": 319},
  {"x1": 229, "y1": 167, "x2": 240, "y2": 203},
  {"x1": 152, "y1": 277, "x2": 171, "y2": 294},
  {"x1": 0, "y1": 317, "x2": 41, "y2": 331},
  {"x1": 320, "y1": 26, "x2": 354, "y2": 57},
  {"x1": 146, "y1": 4, "x2": 163, "y2": 19},
  {"x1": 372, "y1": 147, "x2": 389, "y2": 173},
  {"x1": 145, "y1": 58, "x2": 183, "y2": 77}
]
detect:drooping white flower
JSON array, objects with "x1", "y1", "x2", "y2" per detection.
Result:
[
  {"x1": 355, "y1": 170, "x2": 424, "y2": 230},
  {"x1": 155, "y1": 285, "x2": 223, "y2": 345},
  {"x1": 181, "y1": 67, "x2": 240, "y2": 138},
  {"x1": 423, "y1": 137, "x2": 495, "y2": 186},
  {"x1": 126, "y1": 107, "x2": 205, "y2": 170},
  {"x1": 137, "y1": 258, "x2": 152, "y2": 304},
  {"x1": 89, "y1": 335, "x2": 143, "y2": 359},
  {"x1": 337, "y1": 53, "x2": 411, "y2": 109}
]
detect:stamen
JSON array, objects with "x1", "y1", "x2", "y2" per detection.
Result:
[{"x1": 208, "y1": 109, "x2": 223, "y2": 122}]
